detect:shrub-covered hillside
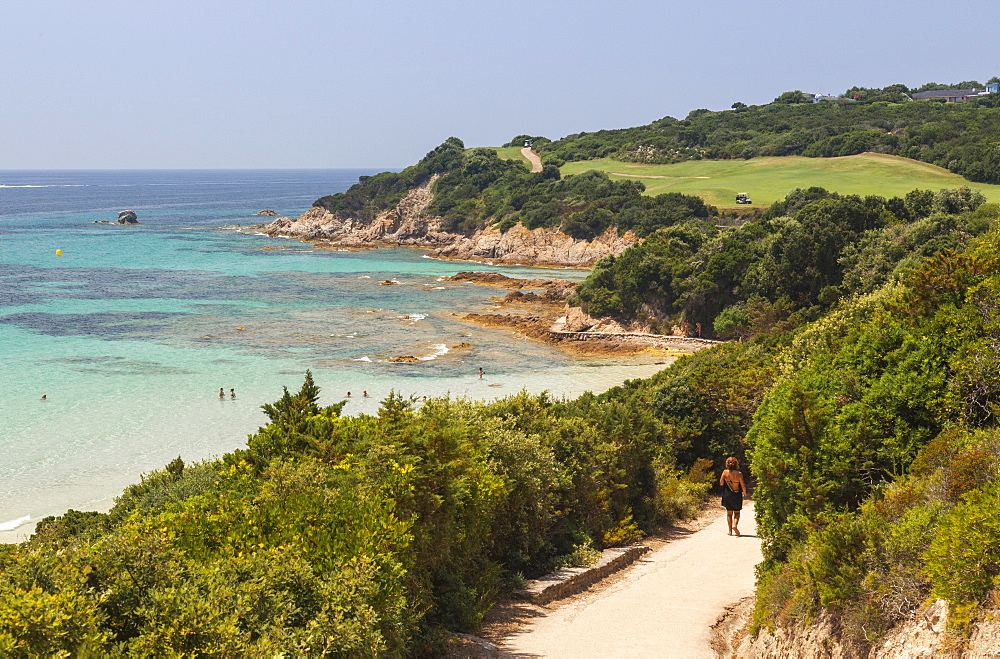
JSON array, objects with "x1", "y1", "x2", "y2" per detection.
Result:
[
  {"x1": 572, "y1": 186, "x2": 999, "y2": 337},
  {"x1": 311, "y1": 80, "x2": 1000, "y2": 242},
  {"x1": 537, "y1": 80, "x2": 1000, "y2": 183},
  {"x1": 314, "y1": 137, "x2": 714, "y2": 238},
  {"x1": 748, "y1": 225, "x2": 1000, "y2": 650}
]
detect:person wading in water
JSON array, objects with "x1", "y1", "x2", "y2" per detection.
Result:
[{"x1": 719, "y1": 457, "x2": 747, "y2": 536}]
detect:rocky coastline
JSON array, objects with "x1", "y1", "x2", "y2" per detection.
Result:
[
  {"x1": 249, "y1": 182, "x2": 710, "y2": 354},
  {"x1": 440, "y1": 272, "x2": 718, "y2": 356},
  {"x1": 254, "y1": 178, "x2": 640, "y2": 268}
]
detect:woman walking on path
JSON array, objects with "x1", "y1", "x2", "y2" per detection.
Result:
[{"x1": 719, "y1": 457, "x2": 747, "y2": 536}]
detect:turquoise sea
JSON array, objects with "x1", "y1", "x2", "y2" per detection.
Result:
[{"x1": 0, "y1": 170, "x2": 668, "y2": 540}]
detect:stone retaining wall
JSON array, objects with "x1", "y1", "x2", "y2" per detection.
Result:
[{"x1": 513, "y1": 545, "x2": 651, "y2": 605}]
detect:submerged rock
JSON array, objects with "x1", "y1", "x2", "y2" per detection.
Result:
[{"x1": 256, "y1": 209, "x2": 279, "y2": 216}]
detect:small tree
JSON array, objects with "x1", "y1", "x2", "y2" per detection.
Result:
[{"x1": 773, "y1": 90, "x2": 809, "y2": 104}]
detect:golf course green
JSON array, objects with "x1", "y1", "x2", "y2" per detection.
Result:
[{"x1": 559, "y1": 153, "x2": 1000, "y2": 207}]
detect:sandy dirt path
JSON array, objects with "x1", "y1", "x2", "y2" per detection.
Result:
[
  {"x1": 501, "y1": 502, "x2": 762, "y2": 657},
  {"x1": 521, "y1": 147, "x2": 543, "y2": 173}
]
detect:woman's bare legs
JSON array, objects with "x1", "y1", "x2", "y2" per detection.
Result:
[
  {"x1": 726, "y1": 511, "x2": 734, "y2": 535},
  {"x1": 733, "y1": 511, "x2": 740, "y2": 536}
]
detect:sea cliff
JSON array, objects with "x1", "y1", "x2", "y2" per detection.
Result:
[{"x1": 258, "y1": 177, "x2": 639, "y2": 267}]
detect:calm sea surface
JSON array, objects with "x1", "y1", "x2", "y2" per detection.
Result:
[{"x1": 0, "y1": 170, "x2": 668, "y2": 539}]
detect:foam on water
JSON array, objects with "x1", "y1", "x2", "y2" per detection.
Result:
[
  {"x1": 0, "y1": 184, "x2": 86, "y2": 188},
  {"x1": 418, "y1": 343, "x2": 450, "y2": 361},
  {"x1": 0, "y1": 516, "x2": 31, "y2": 531}
]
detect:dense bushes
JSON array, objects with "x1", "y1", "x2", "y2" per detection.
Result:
[
  {"x1": 749, "y1": 227, "x2": 1000, "y2": 647},
  {"x1": 754, "y1": 428, "x2": 1000, "y2": 647},
  {"x1": 572, "y1": 186, "x2": 993, "y2": 337},
  {"x1": 314, "y1": 139, "x2": 713, "y2": 239},
  {"x1": 539, "y1": 82, "x2": 1000, "y2": 183},
  {"x1": 1, "y1": 370, "x2": 729, "y2": 654},
  {"x1": 314, "y1": 137, "x2": 468, "y2": 221}
]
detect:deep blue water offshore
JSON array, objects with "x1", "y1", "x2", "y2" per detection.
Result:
[{"x1": 0, "y1": 169, "x2": 666, "y2": 539}]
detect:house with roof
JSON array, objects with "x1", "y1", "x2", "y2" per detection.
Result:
[
  {"x1": 912, "y1": 85, "x2": 998, "y2": 102},
  {"x1": 801, "y1": 92, "x2": 856, "y2": 103}
]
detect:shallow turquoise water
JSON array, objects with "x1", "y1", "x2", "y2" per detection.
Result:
[{"x1": 0, "y1": 170, "x2": 668, "y2": 538}]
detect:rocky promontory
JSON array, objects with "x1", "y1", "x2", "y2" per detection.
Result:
[
  {"x1": 257, "y1": 178, "x2": 640, "y2": 267},
  {"x1": 117, "y1": 210, "x2": 139, "y2": 224},
  {"x1": 437, "y1": 270, "x2": 715, "y2": 356},
  {"x1": 443, "y1": 271, "x2": 576, "y2": 295},
  {"x1": 435, "y1": 223, "x2": 637, "y2": 268}
]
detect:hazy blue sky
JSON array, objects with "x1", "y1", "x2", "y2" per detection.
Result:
[{"x1": 2, "y1": 0, "x2": 998, "y2": 169}]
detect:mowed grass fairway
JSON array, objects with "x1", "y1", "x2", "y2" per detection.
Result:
[
  {"x1": 492, "y1": 146, "x2": 532, "y2": 167},
  {"x1": 559, "y1": 153, "x2": 1000, "y2": 207}
]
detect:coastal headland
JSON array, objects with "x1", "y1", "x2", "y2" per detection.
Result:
[
  {"x1": 253, "y1": 177, "x2": 640, "y2": 268},
  {"x1": 247, "y1": 184, "x2": 716, "y2": 355}
]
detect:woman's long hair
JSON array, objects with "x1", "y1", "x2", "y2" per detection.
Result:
[{"x1": 725, "y1": 456, "x2": 739, "y2": 470}]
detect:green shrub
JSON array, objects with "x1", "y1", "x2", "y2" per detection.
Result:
[
  {"x1": 602, "y1": 512, "x2": 644, "y2": 547},
  {"x1": 553, "y1": 537, "x2": 602, "y2": 569},
  {"x1": 0, "y1": 551, "x2": 109, "y2": 656},
  {"x1": 925, "y1": 483, "x2": 1000, "y2": 609},
  {"x1": 654, "y1": 460, "x2": 712, "y2": 526}
]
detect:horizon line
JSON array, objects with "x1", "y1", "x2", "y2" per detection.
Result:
[{"x1": 0, "y1": 166, "x2": 401, "y2": 172}]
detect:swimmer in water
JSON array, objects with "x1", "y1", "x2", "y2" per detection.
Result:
[
  {"x1": 219, "y1": 388, "x2": 225, "y2": 399},
  {"x1": 230, "y1": 388, "x2": 236, "y2": 400},
  {"x1": 479, "y1": 367, "x2": 484, "y2": 379},
  {"x1": 41, "y1": 394, "x2": 47, "y2": 400},
  {"x1": 346, "y1": 391, "x2": 351, "y2": 398},
  {"x1": 363, "y1": 390, "x2": 369, "y2": 397}
]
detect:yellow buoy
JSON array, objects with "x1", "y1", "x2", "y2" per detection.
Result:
[{"x1": 55, "y1": 249, "x2": 62, "y2": 256}]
